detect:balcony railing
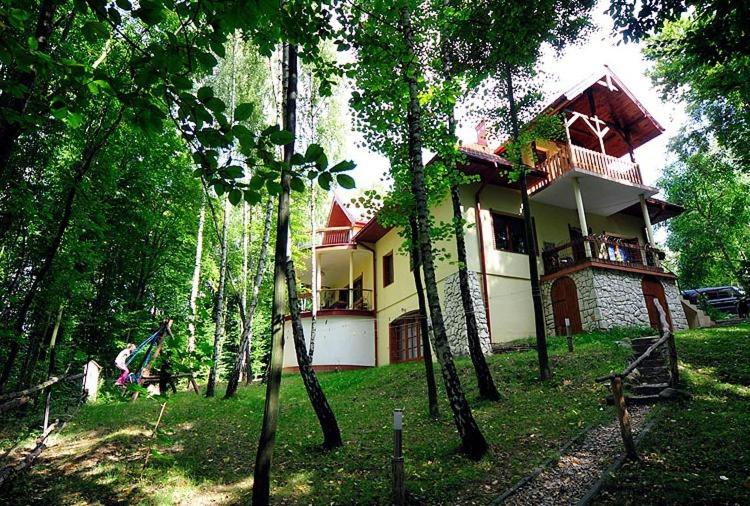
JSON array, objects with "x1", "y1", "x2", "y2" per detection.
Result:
[
  {"x1": 300, "y1": 288, "x2": 373, "y2": 312},
  {"x1": 542, "y1": 235, "x2": 663, "y2": 276},
  {"x1": 315, "y1": 226, "x2": 354, "y2": 246},
  {"x1": 528, "y1": 144, "x2": 643, "y2": 193}
]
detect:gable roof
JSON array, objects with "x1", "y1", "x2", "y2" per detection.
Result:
[{"x1": 544, "y1": 66, "x2": 664, "y2": 157}]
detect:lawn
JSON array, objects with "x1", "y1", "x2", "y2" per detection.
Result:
[
  {"x1": 595, "y1": 324, "x2": 750, "y2": 505},
  {"x1": 1, "y1": 328, "x2": 647, "y2": 505}
]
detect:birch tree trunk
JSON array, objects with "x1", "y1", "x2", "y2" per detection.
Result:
[
  {"x1": 188, "y1": 196, "x2": 206, "y2": 354},
  {"x1": 285, "y1": 258, "x2": 342, "y2": 448},
  {"x1": 252, "y1": 43, "x2": 293, "y2": 506},
  {"x1": 225, "y1": 197, "x2": 274, "y2": 399},
  {"x1": 450, "y1": 184, "x2": 501, "y2": 400},
  {"x1": 308, "y1": 181, "x2": 318, "y2": 360},
  {"x1": 206, "y1": 196, "x2": 230, "y2": 397},
  {"x1": 409, "y1": 216, "x2": 440, "y2": 419},
  {"x1": 505, "y1": 67, "x2": 551, "y2": 381},
  {"x1": 400, "y1": 6, "x2": 487, "y2": 459}
]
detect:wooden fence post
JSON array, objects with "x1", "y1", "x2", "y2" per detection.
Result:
[
  {"x1": 653, "y1": 300, "x2": 679, "y2": 386},
  {"x1": 611, "y1": 375, "x2": 638, "y2": 460},
  {"x1": 565, "y1": 318, "x2": 574, "y2": 352},
  {"x1": 392, "y1": 408, "x2": 405, "y2": 506}
]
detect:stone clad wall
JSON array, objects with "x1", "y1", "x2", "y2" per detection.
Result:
[
  {"x1": 662, "y1": 278, "x2": 689, "y2": 330},
  {"x1": 443, "y1": 271, "x2": 492, "y2": 356},
  {"x1": 541, "y1": 268, "x2": 689, "y2": 334},
  {"x1": 590, "y1": 269, "x2": 651, "y2": 329}
]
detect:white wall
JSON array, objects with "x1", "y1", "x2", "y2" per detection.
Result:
[{"x1": 283, "y1": 315, "x2": 376, "y2": 368}]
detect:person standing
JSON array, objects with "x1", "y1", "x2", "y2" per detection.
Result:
[{"x1": 114, "y1": 343, "x2": 136, "y2": 386}]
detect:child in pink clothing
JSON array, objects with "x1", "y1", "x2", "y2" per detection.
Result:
[{"x1": 114, "y1": 343, "x2": 136, "y2": 386}]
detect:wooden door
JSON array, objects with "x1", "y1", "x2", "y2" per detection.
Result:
[
  {"x1": 642, "y1": 276, "x2": 672, "y2": 330},
  {"x1": 551, "y1": 277, "x2": 582, "y2": 336}
]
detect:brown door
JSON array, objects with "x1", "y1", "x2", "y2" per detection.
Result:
[
  {"x1": 642, "y1": 276, "x2": 672, "y2": 330},
  {"x1": 551, "y1": 276, "x2": 582, "y2": 336}
]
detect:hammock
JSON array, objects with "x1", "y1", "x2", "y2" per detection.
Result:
[{"x1": 125, "y1": 326, "x2": 164, "y2": 385}]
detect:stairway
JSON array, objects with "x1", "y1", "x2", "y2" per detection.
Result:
[{"x1": 623, "y1": 336, "x2": 672, "y2": 404}]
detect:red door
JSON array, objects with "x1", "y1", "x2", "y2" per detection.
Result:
[
  {"x1": 551, "y1": 277, "x2": 582, "y2": 336},
  {"x1": 642, "y1": 276, "x2": 672, "y2": 330}
]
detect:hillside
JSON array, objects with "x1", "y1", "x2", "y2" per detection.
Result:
[{"x1": 0, "y1": 330, "x2": 650, "y2": 505}]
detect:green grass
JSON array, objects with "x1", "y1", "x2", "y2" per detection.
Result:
[
  {"x1": 595, "y1": 324, "x2": 750, "y2": 505},
  {"x1": 1, "y1": 328, "x2": 650, "y2": 505}
]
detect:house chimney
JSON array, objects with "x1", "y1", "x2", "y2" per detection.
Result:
[{"x1": 475, "y1": 120, "x2": 488, "y2": 146}]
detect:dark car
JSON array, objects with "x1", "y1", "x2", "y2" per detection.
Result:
[{"x1": 681, "y1": 286, "x2": 746, "y2": 315}]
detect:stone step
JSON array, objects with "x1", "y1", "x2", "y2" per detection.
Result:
[{"x1": 630, "y1": 383, "x2": 670, "y2": 395}]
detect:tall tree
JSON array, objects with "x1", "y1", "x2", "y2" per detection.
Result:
[
  {"x1": 660, "y1": 143, "x2": 750, "y2": 291},
  {"x1": 399, "y1": 4, "x2": 488, "y2": 459},
  {"x1": 409, "y1": 217, "x2": 440, "y2": 419},
  {"x1": 206, "y1": 196, "x2": 230, "y2": 397},
  {"x1": 225, "y1": 197, "x2": 274, "y2": 399},
  {"x1": 187, "y1": 197, "x2": 206, "y2": 354}
]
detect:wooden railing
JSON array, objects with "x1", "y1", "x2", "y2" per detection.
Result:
[
  {"x1": 315, "y1": 226, "x2": 354, "y2": 246},
  {"x1": 300, "y1": 288, "x2": 373, "y2": 311},
  {"x1": 595, "y1": 300, "x2": 677, "y2": 461},
  {"x1": 542, "y1": 235, "x2": 663, "y2": 276},
  {"x1": 528, "y1": 143, "x2": 644, "y2": 193},
  {"x1": 571, "y1": 145, "x2": 643, "y2": 185}
]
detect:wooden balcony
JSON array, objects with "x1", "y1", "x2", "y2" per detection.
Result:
[
  {"x1": 529, "y1": 144, "x2": 644, "y2": 194},
  {"x1": 315, "y1": 226, "x2": 354, "y2": 246},
  {"x1": 300, "y1": 288, "x2": 374, "y2": 312},
  {"x1": 542, "y1": 235, "x2": 667, "y2": 280}
]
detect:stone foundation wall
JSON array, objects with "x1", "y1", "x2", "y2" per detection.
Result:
[
  {"x1": 662, "y1": 278, "x2": 689, "y2": 330},
  {"x1": 443, "y1": 271, "x2": 492, "y2": 356},
  {"x1": 542, "y1": 268, "x2": 689, "y2": 335}
]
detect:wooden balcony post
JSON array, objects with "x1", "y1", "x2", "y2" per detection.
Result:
[
  {"x1": 639, "y1": 194, "x2": 656, "y2": 248},
  {"x1": 572, "y1": 177, "x2": 591, "y2": 257},
  {"x1": 348, "y1": 250, "x2": 354, "y2": 309}
]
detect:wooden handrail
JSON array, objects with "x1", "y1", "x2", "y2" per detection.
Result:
[
  {"x1": 0, "y1": 372, "x2": 84, "y2": 403},
  {"x1": 595, "y1": 333, "x2": 669, "y2": 383}
]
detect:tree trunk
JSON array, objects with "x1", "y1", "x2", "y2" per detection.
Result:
[
  {"x1": 286, "y1": 258, "x2": 343, "y2": 448},
  {"x1": 504, "y1": 67, "x2": 551, "y2": 381},
  {"x1": 253, "y1": 43, "x2": 294, "y2": 506},
  {"x1": 308, "y1": 181, "x2": 318, "y2": 360},
  {"x1": 206, "y1": 196, "x2": 230, "y2": 397},
  {"x1": 0, "y1": 0, "x2": 58, "y2": 177},
  {"x1": 400, "y1": 6, "x2": 487, "y2": 460},
  {"x1": 188, "y1": 195, "x2": 206, "y2": 353},
  {"x1": 225, "y1": 197, "x2": 274, "y2": 399},
  {"x1": 451, "y1": 185, "x2": 501, "y2": 400},
  {"x1": 409, "y1": 216, "x2": 440, "y2": 419},
  {"x1": 42, "y1": 303, "x2": 63, "y2": 430}
]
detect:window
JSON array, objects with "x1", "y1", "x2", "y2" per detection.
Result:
[
  {"x1": 389, "y1": 312, "x2": 423, "y2": 363},
  {"x1": 492, "y1": 213, "x2": 527, "y2": 254},
  {"x1": 383, "y1": 251, "x2": 394, "y2": 287}
]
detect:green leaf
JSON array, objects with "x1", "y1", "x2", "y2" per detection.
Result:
[
  {"x1": 336, "y1": 174, "x2": 356, "y2": 189},
  {"x1": 224, "y1": 165, "x2": 244, "y2": 179},
  {"x1": 269, "y1": 130, "x2": 294, "y2": 145},
  {"x1": 319, "y1": 172, "x2": 332, "y2": 191},
  {"x1": 290, "y1": 153, "x2": 305, "y2": 165},
  {"x1": 234, "y1": 103, "x2": 254, "y2": 122},
  {"x1": 316, "y1": 153, "x2": 328, "y2": 171},
  {"x1": 330, "y1": 160, "x2": 356, "y2": 173},
  {"x1": 65, "y1": 112, "x2": 84, "y2": 129},
  {"x1": 228, "y1": 188, "x2": 242, "y2": 205},
  {"x1": 244, "y1": 190, "x2": 262, "y2": 204},
  {"x1": 205, "y1": 97, "x2": 226, "y2": 114},
  {"x1": 197, "y1": 86, "x2": 214, "y2": 101},
  {"x1": 266, "y1": 180, "x2": 282, "y2": 195},
  {"x1": 304, "y1": 143, "x2": 324, "y2": 163},
  {"x1": 290, "y1": 177, "x2": 306, "y2": 193}
]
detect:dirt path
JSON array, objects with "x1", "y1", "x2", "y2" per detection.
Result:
[{"x1": 500, "y1": 405, "x2": 652, "y2": 505}]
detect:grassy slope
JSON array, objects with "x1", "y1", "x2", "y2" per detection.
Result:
[
  {"x1": 1, "y1": 330, "x2": 643, "y2": 505},
  {"x1": 596, "y1": 324, "x2": 750, "y2": 505}
]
